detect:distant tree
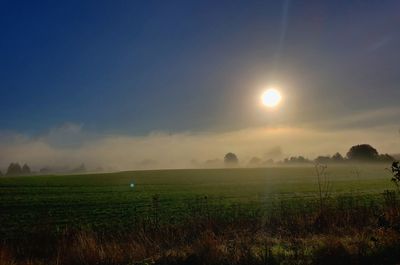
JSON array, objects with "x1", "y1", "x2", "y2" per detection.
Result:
[
  {"x1": 21, "y1": 164, "x2": 31, "y2": 175},
  {"x1": 39, "y1": 167, "x2": 51, "y2": 174},
  {"x1": 391, "y1": 161, "x2": 400, "y2": 189},
  {"x1": 79, "y1": 163, "x2": 86, "y2": 172},
  {"x1": 378, "y1": 153, "x2": 395, "y2": 162},
  {"x1": 70, "y1": 163, "x2": 86, "y2": 173},
  {"x1": 248, "y1": 157, "x2": 261, "y2": 167},
  {"x1": 315, "y1": 156, "x2": 331, "y2": 164},
  {"x1": 347, "y1": 144, "x2": 379, "y2": 161},
  {"x1": 0, "y1": 170, "x2": 3, "y2": 177},
  {"x1": 224, "y1": 152, "x2": 239, "y2": 166},
  {"x1": 294, "y1": 156, "x2": 310, "y2": 163},
  {"x1": 283, "y1": 156, "x2": 311, "y2": 164},
  {"x1": 6, "y1": 163, "x2": 22, "y2": 176},
  {"x1": 331, "y1": 152, "x2": 344, "y2": 163}
]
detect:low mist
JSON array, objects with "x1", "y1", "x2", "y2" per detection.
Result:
[{"x1": 0, "y1": 121, "x2": 398, "y2": 172}]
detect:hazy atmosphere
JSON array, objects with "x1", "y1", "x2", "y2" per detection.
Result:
[
  {"x1": 1, "y1": 0, "x2": 400, "y2": 170},
  {"x1": 3, "y1": 2, "x2": 400, "y2": 264},
  {"x1": 1, "y1": 115, "x2": 399, "y2": 170}
]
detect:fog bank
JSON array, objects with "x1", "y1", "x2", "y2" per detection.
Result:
[{"x1": 0, "y1": 122, "x2": 398, "y2": 171}]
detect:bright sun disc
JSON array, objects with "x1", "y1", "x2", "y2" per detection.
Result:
[{"x1": 262, "y1": 89, "x2": 282, "y2": 108}]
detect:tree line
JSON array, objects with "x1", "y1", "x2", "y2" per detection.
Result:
[
  {"x1": 225, "y1": 144, "x2": 396, "y2": 167},
  {"x1": 0, "y1": 144, "x2": 396, "y2": 175},
  {"x1": 0, "y1": 162, "x2": 31, "y2": 177},
  {"x1": 0, "y1": 163, "x2": 88, "y2": 177}
]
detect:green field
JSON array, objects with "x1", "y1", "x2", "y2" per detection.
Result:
[{"x1": 0, "y1": 165, "x2": 394, "y2": 238}]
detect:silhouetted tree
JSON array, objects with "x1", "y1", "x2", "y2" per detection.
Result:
[
  {"x1": 314, "y1": 156, "x2": 331, "y2": 164},
  {"x1": 331, "y1": 152, "x2": 344, "y2": 163},
  {"x1": 224, "y1": 152, "x2": 239, "y2": 166},
  {"x1": 21, "y1": 164, "x2": 31, "y2": 175},
  {"x1": 391, "y1": 161, "x2": 400, "y2": 188},
  {"x1": 378, "y1": 153, "x2": 394, "y2": 162},
  {"x1": 294, "y1": 156, "x2": 308, "y2": 163},
  {"x1": 70, "y1": 163, "x2": 86, "y2": 173},
  {"x1": 6, "y1": 163, "x2": 22, "y2": 176},
  {"x1": 248, "y1": 157, "x2": 261, "y2": 167},
  {"x1": 283, "y1": 156, "x2": 311, "y2": 164},
  {"x1": 0, "y1": 170, "x2": 3, "y2": 177},
  {"x1": 40, "y1": 167, "x2": 51, "y2": 174},
  {"x1": 346, "y1": 144, "x2": 379, "y2": 161}
]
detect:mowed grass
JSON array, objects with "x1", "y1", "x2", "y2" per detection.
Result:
[{"x1": 0, "y1": 164, "x2": 393, "y2": 238}]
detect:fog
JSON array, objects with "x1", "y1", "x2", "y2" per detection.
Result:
[{"x1": 0, "y1": 118, "x2": 398, "y2": 172}]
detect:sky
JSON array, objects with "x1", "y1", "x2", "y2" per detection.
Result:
[{"x1": 1, "y1": 0, "x2": 399, "y2": 170}]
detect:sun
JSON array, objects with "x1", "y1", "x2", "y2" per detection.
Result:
[{"x1": 262, "y1": 89, "x2": 282, "y2": 108}]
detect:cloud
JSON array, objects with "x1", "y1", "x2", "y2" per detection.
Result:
[{"x1": 0, "y1": 108, "x2": 399, "y2": 171}]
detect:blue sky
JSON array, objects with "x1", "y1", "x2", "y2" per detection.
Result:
[
  {"x1": 0, "y1": 1, "x2": 399, "y2": 169},
  {"x1": 1, "y1": 0, "x2": 399, "y2": 134},
  {"x1": 1, "y1": 0, "x2": 283, "y2": 133}
]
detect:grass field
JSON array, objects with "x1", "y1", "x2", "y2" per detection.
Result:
[{"x1": 0, "y1": 164, "x2": 393, "y2": 239}]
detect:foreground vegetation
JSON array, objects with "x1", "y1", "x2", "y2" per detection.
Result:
[{"x1": 1, "y1": 165, "x2": 400, "y2": 264}]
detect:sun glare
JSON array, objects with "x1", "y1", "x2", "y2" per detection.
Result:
[{"x1": 262, "y1": 89, "x2": 282, "y2": 108}]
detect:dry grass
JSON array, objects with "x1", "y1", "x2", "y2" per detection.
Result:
[
  {"x1": 0, "y1": 247, "x2": 16, "y2": 265},
  {"x1": 2, "y1": 226, "x2": 400, "y2": 265},
  {"x1": 2, "y1": 192, "x2": 400, "y2": 265}
]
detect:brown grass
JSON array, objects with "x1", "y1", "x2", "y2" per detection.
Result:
[
  {"x1": 2, "y1": 193, "x2": 400, "y2": 265},
  {"x1": 2, "y1": 227, "x2": 400, "y2": 265}
]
